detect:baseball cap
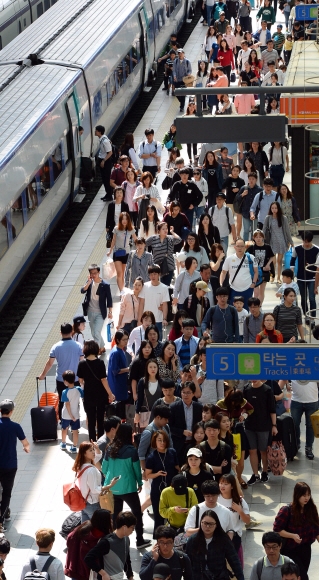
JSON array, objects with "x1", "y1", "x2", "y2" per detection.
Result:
[
  {"x1": 73, "y1": 316, "x2": 86, "y2": 324},
  {"x1": 196, "y1": 281, "x2": 211, "y2": 292},
  {"x1": 153, "y1": 564, "x2": 171, "y2": 579},
  {"x1": 0, "y1": 399, "x2": 15, "y2": 413},
  {"x1": 216, "y1": 192, "x2": 226, "y2": 199},
  {"x1": 177, "y1": 48, "x2": 184, "y2": 53},
  {"x1": 187, "y1": 447, "x2": 202, "y2": 458},
  {"x1": 171, "y1": 473, "x2": 188, "y2": 495},
  {"x1": 277, "y1": 24, "x2": 283, "y2": 28}
]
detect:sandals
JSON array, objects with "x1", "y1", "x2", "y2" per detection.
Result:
[{"x1": 240, "y1": 480, "x2": 248, "y2": 489}]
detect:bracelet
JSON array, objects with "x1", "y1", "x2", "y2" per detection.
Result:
[{"x1": 272, "y1": 424, "x2": 277, "y2": 427}]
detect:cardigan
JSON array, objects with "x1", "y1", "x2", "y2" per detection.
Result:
[
  {"x1": 105, "y1": 200, "x2": 129, "y2": 231},
  {"x1": 263, "y1": 214, "x2": 293, "y2": 249}
]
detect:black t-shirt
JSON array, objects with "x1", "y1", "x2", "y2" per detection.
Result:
[
  {"x1": 183, "y1": 469, "x2": 215, "y2": 502},
  {"x1": 206, "y1": 165, "x2": 219, "y2": 192},
  {"x1": 222, "y1": 176, "x2": 245, "y2": 203},
  {"x1": 239, "y1": 69, "x2": 255, "y2": 85},
  {"x1": 199, "y1": 440, "x2": 232, "y2": 482},
  {"x1": 77, "y1": 358, "x2": 107, "y2": 404},
  {"x1": 244, "y1": 383, "x2": 276, "y2": 432},
  {"x1": 247, "y1": 242, "x2": 274, "y2": 267},
  {"x1": 129, "y1": 357, "x2": 150, "y2": 383}
]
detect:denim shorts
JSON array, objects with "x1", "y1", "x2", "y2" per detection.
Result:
[{"x1": 61, "y1": 418, "x2": 80, "y2": 430}]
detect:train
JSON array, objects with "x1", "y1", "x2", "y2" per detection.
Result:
[
  {"x1": 0, "y1": 0, "x2": 60, "y2": 50},
  {"x1": 0, "y1": 0, "x2": 191, "y2": 309}
]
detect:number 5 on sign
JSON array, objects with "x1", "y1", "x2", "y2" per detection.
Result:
[{"x1": 212, "y1": 353, "x2": 235, "y2": 375}]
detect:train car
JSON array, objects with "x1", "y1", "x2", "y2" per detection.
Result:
[
  {"x1": 0, "y1": 0, "x2": 59, "y2": 50},
  {"x1": 0, "y1": 0, "x2": 189, "y2": 308}
]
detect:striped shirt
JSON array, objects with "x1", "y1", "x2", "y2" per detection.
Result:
[
  {"x1": 261, "y1": 48, "x2": 279, "y2": 73},
  {"x1": 178, "y1": 338, "x2": 191, "y2": 367},
  {"x1": 146, "y1": 234, "x2": 181, "y2": 272},
  {"x1": 273, "y1": 303, "x2": 302, "y2": 343},
  {"x1": 124, "y1": 250, "x2": 154, "y2": 288}
]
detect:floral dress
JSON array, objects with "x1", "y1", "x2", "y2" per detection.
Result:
[
  {"x1": 270, "y1": 217, "x2": 287, "y2": 254},
  {"x1": 281, "y1": 198, "x2": 299, "y2": 236}
]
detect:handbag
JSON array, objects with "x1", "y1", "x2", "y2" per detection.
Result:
[
  {"x1": 113, "y1": 248, "x2": 126, "y2": 259},
  {"x1": 232, "y1": 433, "x2": 241, "y2": 461},
  {"x1": 267, "y1": 440, "x2": 287, "y2": 475},
  {"x1": 233, "y1": 192, "x2": 244, "y2": 215},
  {"x1": 139, "y1": 390, "x2": 151, "y2": 428},
  {"x1": 230, "y1": 72, "x2": 236, "y2": 83},
  {"x1": 99, "y1": 489, "x2": 114, "y2": 513},
  {"x1": 162, "y1": 175, "x2": 173, "y2": 190},
  {"x1": 102, "y1": 259, "x2": 116, "y2": 279},
  {"x1": 165, "y1": 139, "x2": 174, "y2": 149}
]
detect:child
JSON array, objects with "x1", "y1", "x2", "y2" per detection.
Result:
[
  {"x1": 60, "y1": 370, "x2": 83, "y2": 453},
  {"x1": 283, "y1": 34, "x2": 293, "y2": 65},
  {"x1": 276, "y1": 268, "x2": 300, "y2": 305},
  {"x1": 233, "y1": 296, "x2": 248, "y2": 343}
]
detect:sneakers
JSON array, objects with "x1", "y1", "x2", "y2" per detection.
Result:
[
  {"x1": 136, "y1": 538, "x2": 152, "y2": 549},
  {"x1": 60, "y1": 442, "x2": 67, "y2": 450},
  {"x1": 247, "y1": 474, "x2": 260, "y2": 485},
  {"x1": 245, "y1": 517, "x2": 262, "y2": 529},
  {"x1": 306, "y1": 447, "x2": 314, "y2": 460},
  {"x1": 4, "y1": 509, "x2": 11, "y2": 522},
  {"x1": 0, "y1": 523, "x2": 6, "y2": 533},
  {"x1": 260, "y1": 471, "x2": 269, "y2": 483},
  {"x1": 70, "y1": 446, "x2": 77, "y2": 454}
]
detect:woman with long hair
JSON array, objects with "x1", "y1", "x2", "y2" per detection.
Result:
[
  {"x1": 238, "y1": 0, "x2": 251, "y2": 32},
  {"x1": 145, "y1": 430, "x2": 179, "y2": 534},
  {"x1": 277, "y1": 184, "x2": 301, "y2": 237},
  {"x1": 133, "y1": 171, "x2": 164, "y2": 228},
  {"x1": 217, "y1": 38, "x2": 234, "y2": 83},
  {"x1": 192, "y1": 168, "x2": 208, "y2": 221},
  {"x1": 117, "y1": 276, "x2": 144, "y2": 334},
  {"x1": 73, "y1": 441, "x2": 117, "y2": 522},
  {"x1": 183, "y1": 231, "x2": 209, "y2": 268},
  {"x1": 202, "y1": 151, "x2": 223, "y2": 207},
  {"x1": 163, "y1": 201, "x2": 191, "y2": 253},
  {"x1": 206, "y1": 67, "x2": 219, "y2": 112},
  {"x1": 184, "y1": 101, "x2": 198, "y2": 164},
  {"x1": 274, "y1": 482, "x2": 319, "y2": 580},
  {"x1": 186, "y1": 510, "x2": 244, "y2": 580},
  {"x1": 107, "y1": 211, "x2": 136, "y2": 292},
  {"x1": 65, "y1": 509, "x2": 113, "y2": 580},
  {"x1": 248, "y1": 49, "x2": 262, "y2": 79},
  {"x1": 173, "y1": 256, "x2": 200, "y2": 310},
  {"x1": 128, "y1": 339, "x2": 154, "y2": 402},
  {"x1": 204, "y1": 26, "x2": 218, "y2": 61},
  {"x1": 105, "y1": 186, "x2": 129, "y2": 238},
  {"x1": 119, "y1": 132, "x2": 139, "y2": 171},
  {"x1": 198, "y1": 213, "x2": 221, "y2": 256},
  {"x1": 239, "y1": 156, "x2": 260, "y2": 185},
  {"x1": 268, "y1": 142, "x2": 289, "y2": 191},
  {"x1": 182, "y1": 447, "x2": 214, "y2": 503},
  {"x1": 165, "y1": 147, "x2": 179, "y2": 180},
  {"x1": 122, "y1": 167, "x2": 140, "y2": 227},
  {"x1": 223, "y1": 24, "x2": 236, "y2": 51},
  {"x1": 266, "y1": 97, "x2": 280, "y2": 115},
  {"x1": 127, "y1": 310, "x2": 156, "y2": 356},
  {"x1": 146, "y1": 221, "x2": 181, "y2": 286},
  {"x1": 102, "y1": 423, "x2": 151, "y2": 549},
  {"x1": 72, "y1": 316, "x2": 86, "y2": 349},
  {"x1": 169, "y1": 309, "x2": 199, "y2": 341},
  {"x1": 77, "y1": 341, "x2": 115, "y2": 442},
  {"x1": 162, "y1": 124, "x2": 182, "y2": 153},
  {"x1": 256, "y1": 313, "x2": 284, "y2": 343},
  {"x1": 219, "y1": 474, "x2": 250, "y2": 555},
  {"x1": 139, "y1": 204, "x2": 160, "y2": 239},
  {"x1": 145, "y1": 324, "x2": 163, "y2": 357},
  {"x1": 134, "y1": 358, "x2": 163, "y2": 427},
  {"x1": 246, "y1": 142, "x2": 269, "y2": 184},
  {"x1": 216, "y1": 389, "x2": 254, "y2": 489},
  {"x1": 234, "y1": 23, "x2": 244, "y2": 70},
  {"x1": 247, "y1": 229, "x2": 275, "y2": 303},
  {"x1": 156, "y1": 341, "x2": 180, "y2": 382},
  {"x1": 263, "y1": 201, "x2": 293, "y2": 283},
  {"x1": 195, "y1": 60, "x2": 209, "y2": 110},
  {"x1": 210, "y1": 243, "x2": 226, "y2": 279},
  {"x1": 217, "y1": 94, "x2": 237, "y2": 115}
]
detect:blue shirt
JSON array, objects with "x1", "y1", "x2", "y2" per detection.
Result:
[
  {"x1": 0, "y1": 417, "x2": 25, "y2": 469},
  {"x1": 50, "y1": 338, "x2": 83, "y2": 382},
  {"x1": 178, "y1": 338, "x2": 191, "y2": 367},
  {"x1": 250, "y1": 190, "x2": 279, "y2": 225},
  {"x1": 107, "y1": 346, "x2": 129, "y2": 401}
]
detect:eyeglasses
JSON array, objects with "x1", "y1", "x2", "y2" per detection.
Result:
[
  {"x1": 158, "y1": 540, "x2": 174, "y2": 546},
  {"x1": 182, "y1": 391, "x2": 193, "y2": 396},
  {"x1": 264, "y1": 544, "x2": 280, "y2": 550},
  {"x1": 194, "y1": 172, "x2": 200, "y2": 175},
  {"x1": 201, "y1": 521, "x2": 216, "y2": 527}
]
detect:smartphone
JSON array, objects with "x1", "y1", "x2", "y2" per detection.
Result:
[{"x1": 114, "y1": 475, "x2": 121, "y2": 481}]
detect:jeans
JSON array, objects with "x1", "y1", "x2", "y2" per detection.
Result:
[
  {"x1": 113, "y1": 492, "x2": 144, "y2": 543},
  {"x1": 81, "y1": 501, "x2": 100, "y2": 523},
  {"x1": 0, "y1": 468, "x2": 17, "y2": 523},
  {"x1": 206, "y1": 4, "x2": 214, "y2": 23},
  {"x1": 229, "y1": 286, "x2": 254, "y2": 311},
  {"x1": 84, "y1": 399, "x2": 106, "y2": 442},
  {"x1": 242, "y1": 217, "x2": 257, "y2": 241},
  {"x1": 297, "y1": 280, "x2": 316, "y2": 318},
  {"x1": 161, "y1": 270, "x2": 174, "y2": 286},
  {"x1": 88, "y1": 308, "x2": 105, "y2": 348},
  {"x1": 156, "y1": 322, "x2": 163, "y2": 341},
  {"x1": 185, "y1": 209, "x2": 195, "y2": 227},
  {"x1": 290, "y1": 400, "x2": 318, "y2": 449},
  {"x1": 220, "y1": 235, "x2": 229, "y2": 253},
  {"x1": 97, "y1": 158, "x2": 112, "y2": 198},
  {"x1": 207, "y1": 94, "x2": 218, "y2": 112},
  {"x1": 194, "y1": 206, "x2": 205, "y2": 222},
  {"x1": 174, "y1": 81, "x2": 186, "y2": 109}
]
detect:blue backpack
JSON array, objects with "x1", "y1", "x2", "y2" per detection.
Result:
[{"x1": 246, "y1": 252, "x2": 263, "y2": 287}]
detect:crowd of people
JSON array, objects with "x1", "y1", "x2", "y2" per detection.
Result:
[{"x1": 1, "y1": 5, "x2": 319, "y2": 580}]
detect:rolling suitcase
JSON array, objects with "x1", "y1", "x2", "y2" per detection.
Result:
[
  {"x1": 31, "y1": 378, "x2": 58, "y2": 442},
  {"x1": 276, "y1": 412, "x2": 298, "y2": 461}
]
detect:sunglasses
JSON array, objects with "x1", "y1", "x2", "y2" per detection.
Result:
[{"x1": 194, "y1": 172, "x2": 200, "y2": 175}]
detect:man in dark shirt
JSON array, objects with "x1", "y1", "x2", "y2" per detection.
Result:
[
  {"x1": 222, "y1": 165, "x2": 245, "y2": 211},
  {"x1": 239, "y1": 62, "x2": 259, "y2": 86},
  {"x1": 110, "y1": 155, "x2": 130, "y2": 189},
  {"x1": 0, "y1": 399, "x2": 30, "y2": 533},
  {"x1": 140, "y1": 525, "x2": 193, "y2": 580},
  {"x1": 244, "y1": 380, "x2": 277, "y2": 485},
  {"x1": 292, "y1": 21, "x2": 304, "y2": 41},
  {"x1": 237, "y1": 172, "x2": 262, "y2": 241},
  {"x1": 168, "y1": 169, "x2": 202, "y2": 225},
  {"x1": 201, "y1": 287, "x2": 239, "y2": 343},
  {"x1": 199, "y1": 419, "x2": 232, "y2": 481}
]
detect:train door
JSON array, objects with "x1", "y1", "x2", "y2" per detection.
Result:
[
  {"x1": 65, "y1": 93, "x2": 81, "y2": 201},
  {"x1": 138, "y1": 7, "x2": 149, "y2": 88},
  {"x1": 15, "y1": 0, "x2": 32, "y2": 31}
]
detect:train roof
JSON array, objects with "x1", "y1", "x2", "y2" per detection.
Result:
[
  {"x1": 0, "y1": 0, "x2": 143, "y2": 65},
  {"x1": 0, "y1": 64, "x2": 21, "y2": 88},
  {"x1": 0, "y1": 64, "x2": 80, "y2": 178}
]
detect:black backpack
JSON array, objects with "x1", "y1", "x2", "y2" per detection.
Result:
[
  {"x1": 111, "y1": 143, "x2": 119, "y2": 166},
  {"x1": 24, "y1": 556, "x2": 55, "y2": 580}
]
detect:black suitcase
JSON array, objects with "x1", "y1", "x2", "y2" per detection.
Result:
[
  {"x1": 276, "y1": 412, "x2": 298, "y2": 460},
  {"x1": 31, "y1": 378, "x2": 58, "y2": 442}
]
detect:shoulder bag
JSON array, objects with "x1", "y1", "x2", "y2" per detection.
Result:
[{"x1": 113, "y1": 231, "x2": 128, "y2": 260}]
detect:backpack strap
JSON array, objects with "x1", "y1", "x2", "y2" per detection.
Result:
[
  {"x1": 256, "y1": 190, "x2": 263, "y2": 216},
  {"x1": 219, "y1": 440, "x2": 226, "y2": 461},
  {"x1": 225, "y1": 206, "x2": 231, "y2": 233},
  {"x1": 76, "y1": 465, "x2": 92, "y2": 480},
  {"x1": 187, "y1": 295, "x2": 192, "y2": 310},
  {"x1": 41, "y1": 556, "x2": 55, "y2": 574},
  {"x1": 256, "y1": 556, "x2": 264, "y2": 580},
  {"x1": 195, "y1": 504, "x2": 200, "y2": 528},
  {"x1": 30, "y1": 558, "x2": 37, "y2": 572},
  {"x1": 179, "y1": 554, "x2": 186, "y2": 575}
]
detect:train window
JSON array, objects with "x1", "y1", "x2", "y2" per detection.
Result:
[
  {"x1": 0, "y1": 217, "x2": 9, "y2": 260},
  {"x1": 158, "y1": 9, "x2": 165, "y2": 30},
  {"x1": 23, "y1": 18, "x2": 26, "y2": 27},
  {"x1": 0, "y1": 37, "x2": 2, "y2": 52},
  {"x1": 9, "y1": 195, "x2": 24, "y2": 241},
  {"x1": 18, "y1": 20, "x2": 22, "y2": 34},
  {"x1": 44, "y1": 0, "x2": 50, "y2": 10},
  {"x1": 51, "y1": 0, "x2": 57, "y2": 3},
  {"x1": 37, "y1": 2, "x2": 43, "y2": 18},
  {"x1": 27, "y1": 182, "x2": 38, "y2": 212}
]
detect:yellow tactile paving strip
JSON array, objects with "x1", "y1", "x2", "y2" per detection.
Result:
[{"x1": 13, "y1": 230, "x2": 107, "y2": 423}]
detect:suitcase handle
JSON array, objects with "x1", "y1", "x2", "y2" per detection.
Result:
[{"x1": 36, "y1": 377, "x2": 47, "y2": 406}]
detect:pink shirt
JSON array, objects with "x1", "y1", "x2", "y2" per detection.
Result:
[
  {"x1": 119, "y1": 291, "x2": 141, "y2": 324},
  {"x1": 223, "y1": 33, "x2": 236, "y2": 51},
  {"x1": 208, "y1": 74, "x2": 229, "y2": 99},
  {"x1": 234, "y1": 94, "x2": 255, "y2": 114}
]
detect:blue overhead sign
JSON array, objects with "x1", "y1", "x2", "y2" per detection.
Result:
[
  {"x1": 206, "y1": 344, "x2": 319, "y2": 380},
  {"x1": 295, "y1": 5, "x2": 319, "y2": 20}
]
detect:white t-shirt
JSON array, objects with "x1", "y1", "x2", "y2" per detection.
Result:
[
  {"x1": 237, "y1": 308, "x2": 248, "y2": 336},
  {"x1": 291, "y1": 381, "x2": 319, "y2": 404},
  {"x1": 61, "y1": 386, "x2": 83, "y2": 420},
  {"x1": 269, "y1": 146, "x2": 287, "y2": 166},
  {"x1": 223, "y1": 254, "x2": 257, "y2": 292},
  {"x1": 139, "y1": 282, "x2": 170, "y2": 322},
  {"x1": 217, "y1": 495, "x2": 250, "y2": 537},
  {"x1": 185, "y1": 501, "x2": 232, "y2": 533},
  {"x1": 209, "y1": 205, "x2": 235, "y2": 238}
]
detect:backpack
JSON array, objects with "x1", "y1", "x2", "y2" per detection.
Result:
[
  {"x1": 63, "y1": 465, "x2": 91, "y2": 511},
  {"x1": 59, "y1": 511, "x2": 81, "y2": 539},
  {"x1": 245, "y1": 252, "x2": 263, "y2": 287},
  {"x1": 211, "y1": 205, "x2": 231, "y2": 233},
  {"x1": 24, "y1": 556, "x2": 55, "y2": 580},
  {"x1": 256, "y1": 555, "x2": 291, "y2": 580},
  {"x1": 111, "y1": 142, "x2": 119, "y2": 166},
  {"x1": 205, "y1": 305, "x2": 237, "y2": 332}
]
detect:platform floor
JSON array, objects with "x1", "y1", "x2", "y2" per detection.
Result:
[{"x1": 1, "y1": 9, "x2": 319, "y2": 580}]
